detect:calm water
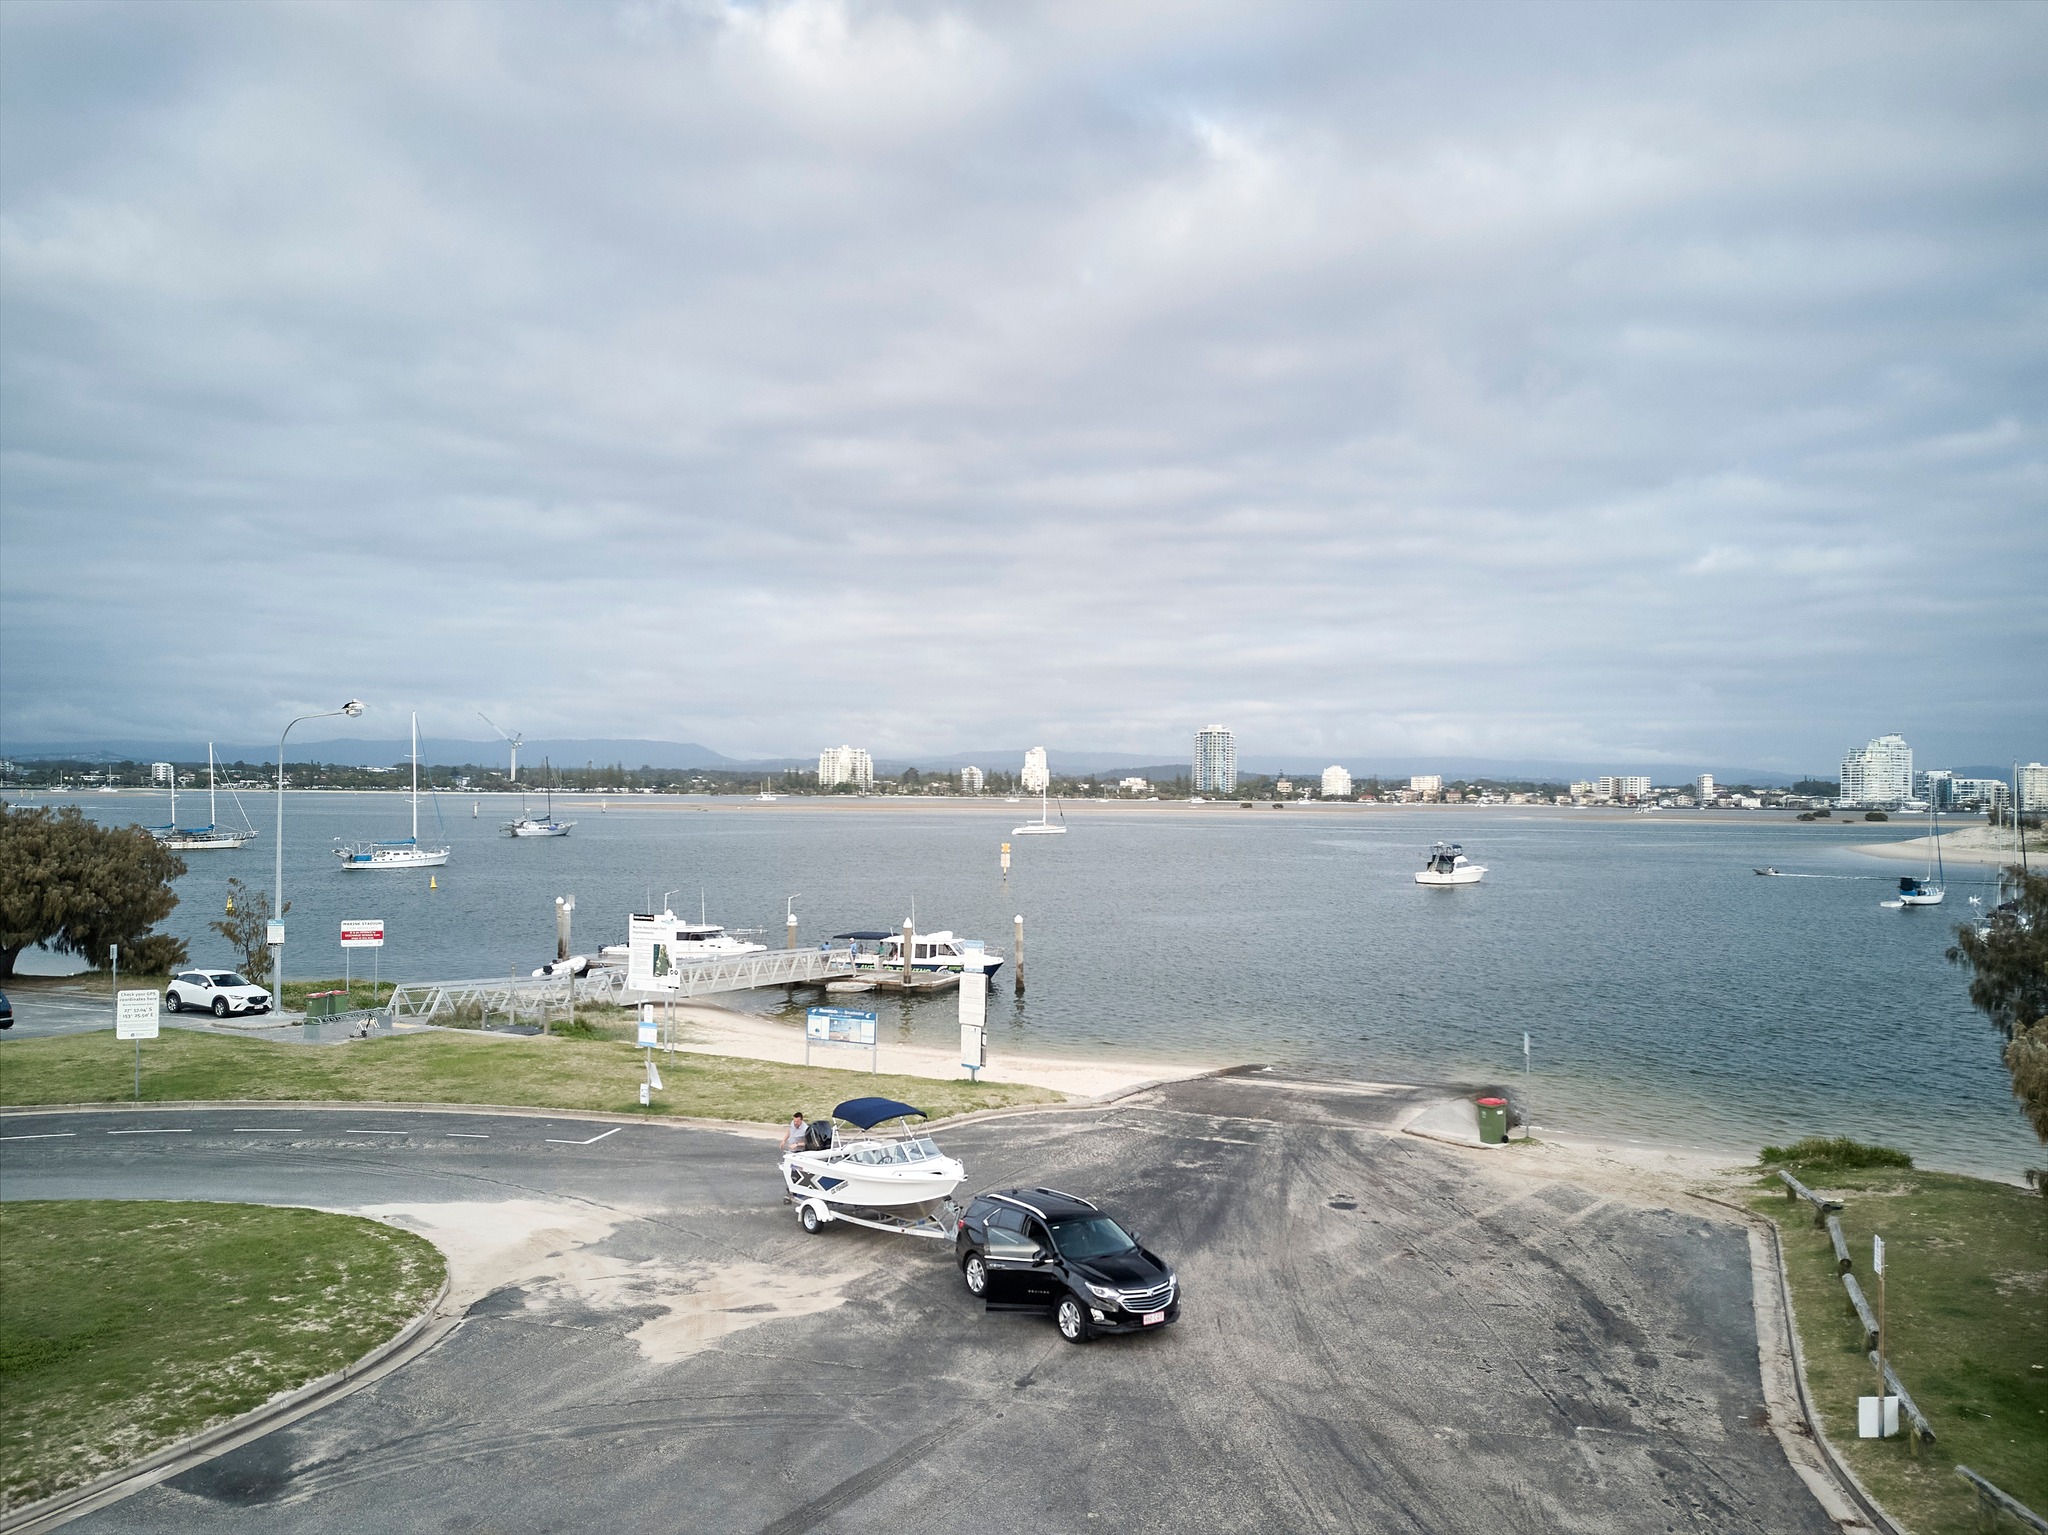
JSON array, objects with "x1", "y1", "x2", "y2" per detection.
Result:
[{"x1": 22, "y1": 792, "x2": 2035, "y2": 1179}]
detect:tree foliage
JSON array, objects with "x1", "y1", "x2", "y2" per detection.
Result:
[
  {"x1": 0, "y1": 804, "x2": 190, "y2": 978},
  {"x1": 209, "y1": 877, "x2": 286, "y2": 987},
  {"x1": 1949, "y1": 869, "x2": 2048, "y2": 1145}
]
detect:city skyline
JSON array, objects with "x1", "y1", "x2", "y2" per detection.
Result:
[{"x1": 2, "y1": 6, "x2": 2042, "y2": 769}]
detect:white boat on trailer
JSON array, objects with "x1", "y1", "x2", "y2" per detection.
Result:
[{"x1": 784, "y1": 1097, "x2": 966, "y2": 1238}]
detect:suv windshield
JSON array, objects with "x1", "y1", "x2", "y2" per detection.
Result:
[
  {"x1": 209, "y1": 973, "x2": 249, "y2": 987},
  {"x1": 1048, "y1": 1215, "x2": 1135, "y2": 1261}
]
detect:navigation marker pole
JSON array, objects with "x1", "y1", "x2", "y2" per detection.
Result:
[{"x1": 1523, "y1": 1032, "x2": 1531, "y2": 1075}]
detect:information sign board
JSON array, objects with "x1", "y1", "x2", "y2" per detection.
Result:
[
  {"x1": 267, "y1": 921, "x2": 286, "y2": 946},
  {"x1": 340, "y1": 919, "x2": 385, "y2": 949},
  {"x1": 116, "y1": 989, "x2": 160, "y2": 1041},
  {"x1": 807, "y1": 1007, "x2": 878, "y2": 1044}
]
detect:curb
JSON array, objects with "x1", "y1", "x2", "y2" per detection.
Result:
[
  {"x1": 0, "y1": 1271, "x2": 455, "y2": 1534},
  {"x1": 1689, "y1": 1192, "x2": 1904, "y2": 1535}
]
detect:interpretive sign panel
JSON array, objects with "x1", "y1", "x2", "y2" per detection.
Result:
[
  {"x1": 340, "y1": 920, "x2": 385, "y2": 948},
  {"x1": 807, "y1": 1007, "x2": 877, "y2": 1044},
  {"x1": 116, "y1": 990, "x2": 160, "y2": 1040},
  {"x1": 958, "y1": 970, "x2": 987, "y2": 1027}
]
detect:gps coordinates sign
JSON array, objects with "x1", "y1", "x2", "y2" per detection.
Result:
[
  {"x1": 340, "y1": 920, "x2": 385, "y2": 948},
  {"x1": 806, "y1": 1007, "x2": 877, "y2": 1045},
  {"x1": 116, "y1": 989, "x2": 160, "y2": 1040}
]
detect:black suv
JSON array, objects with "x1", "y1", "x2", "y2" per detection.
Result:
[{"x1": 955, "y1": 1188, "x2": 1180, "y2": 1343}]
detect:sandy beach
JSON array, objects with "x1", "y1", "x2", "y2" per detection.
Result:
[
  {"x1": 659, "y1": 998, "x2": 1212, "y2": 1100},
  {"x1": 1849, "y1": 821, "x2": 2045, "y2": 868}
]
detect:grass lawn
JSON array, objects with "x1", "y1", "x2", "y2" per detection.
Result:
[
  {"x1": 1752, "y1": 1166, "x2": 2048, "y2": 1534},
  {"x1": 0, "y1": 1027, "x2": 1062, "y2": 1123},
  {"x1": 0, "y1": 1201, "x2": 444, "y2": 1511}
]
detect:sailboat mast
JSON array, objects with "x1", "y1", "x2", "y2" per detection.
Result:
[
  {"x1": 411, "y1": 713, "x2": 420, "y2": 842},
  {"x1": 209, "y1": 743, "x2": 217, "y2": 827}
]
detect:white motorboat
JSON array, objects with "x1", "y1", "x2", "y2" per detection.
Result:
[
  {"x1": 837, "y1": 928, "x2": 1005, "y2": 977},
  {"x1": 1415, "y1": 842, "x2": 1486, "y2": 886},
  {"x1": 337, "y1": 713, "x2": 452, "y2": 870},
  {"x1": 504, "y1": 759, "x2": 574, "y2": 838},
  {"x1": 151, "y1": 743, "x2": 257, "y2": 850},
  {"x1": 1013, "y1": 787, "x2": 1066, "y2": 835},
  {"x1": 781, "y1": 1097, "x2": 965, "y2": 1216},
  {"x1": 1882, "y1": 804, "x2": 1945, "y2": 908}
]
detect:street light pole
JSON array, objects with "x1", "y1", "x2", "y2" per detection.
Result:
[{"x1": 272, "y1": 700, "x2": 365, "y2": 1011}]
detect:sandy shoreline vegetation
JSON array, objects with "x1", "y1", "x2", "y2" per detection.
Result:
[{"x1": 1850, "y1": 820, "x2": 2047, "y2": 868}]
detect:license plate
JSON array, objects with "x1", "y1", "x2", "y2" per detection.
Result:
[{"x1": 1142, "y1": 1311, "x2": 1165, "y2": 1325}]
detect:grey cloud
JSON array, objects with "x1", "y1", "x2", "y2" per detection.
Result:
[{"x1": 2, "y1": 0, "x2": 2042, "y2": 769}]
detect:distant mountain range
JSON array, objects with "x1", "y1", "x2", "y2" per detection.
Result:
[{"x1": 0, "y1": 734, "x2": 1956, "y2": 787}]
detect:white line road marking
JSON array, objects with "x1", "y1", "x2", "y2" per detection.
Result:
[
  {"x1": 544, "y1": 1126, "x2": 623, "y2": 1146},
  {"x1": 354, "y1": 1130, "x2": 408, "y2": 1135},
  {"x1": 2, "y1": 1132, "x2": 78, "y2": 1140},
  {"x1": 233, "y1": 1128, "x2": 304, "y2": 1133},
  {"x1": 108, "y1": 1129, "x2": 192, "y2": 1135},
  {"x1": 448, "y1": 1132, "x2": 490, "y2": 1138}
]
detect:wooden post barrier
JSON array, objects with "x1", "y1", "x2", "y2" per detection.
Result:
[
  {"x1": 1955, "y1": 1466, "x2": 2048, "y2": 1533},
  {"x1": 1841, "y1": 1273, "x2": 1881, "y2": 1352},
  {"x1": 1777, "y1": 1169, "x2": 1843, "y2": 1227},
  {"x1": 1866, "y1": 1352, "x2": 1936, "y2": 1446},
  {"x1": 1825, "y1": 1213, "x2": 1854, "y2": 1274}
]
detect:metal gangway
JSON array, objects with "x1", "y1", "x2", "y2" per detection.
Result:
[
  {"x1": 625, "y1": 946, "x2": 854, "y2": 1001},
  {"x1": 384, "y1": 948, "x2": 854, "y2": 1024},
  {"x1": 385, "y1": 967, "x2": 628, "y2": 1027}
]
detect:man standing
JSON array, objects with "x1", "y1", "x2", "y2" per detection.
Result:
[{"x1": 782, "y1": 1112, "x2": 808, "y2": 1153}]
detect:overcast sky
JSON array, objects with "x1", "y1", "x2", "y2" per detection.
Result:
[{"x1": 2, "y1": 1, "x2": 2042, "y2": 772}]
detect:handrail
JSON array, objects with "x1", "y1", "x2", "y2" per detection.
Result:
[{"x1": 1955, "y1": 1466, "x2": 2047, "y2": 1533}]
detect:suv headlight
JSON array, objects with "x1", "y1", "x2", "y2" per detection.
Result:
[{"x1": 1085, "y1": 1282, "x2": 1120, "y2": 1302}]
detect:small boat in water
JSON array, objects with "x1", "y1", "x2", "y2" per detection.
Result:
[
  {"x1": 838, "y1": 928, "x2": 1005, "y2": 977},
  {"x1": 782, "y1": 1097, "x2": 965, "y2": 1218},
  {"x1": 1013, "y1": 787, "x2": 1066, "y2": 835},
  {"x1": 1881, "y1": 804, "x2": 1946, "y2": 909},
  {"x1": 150, "y1": 743, "x2": 257, "y2": 850},
  {"x1": 1415, "y1": 842, "x2": 1486, "y2": 886},
  {"x1": 1754, "y1": 866, "x2": 1781, "y2": 877},
  {"x1": 504, "y1": 759, "x2": 574, "y2": 838},
  {"x1": 337, "y1": 713, "x2": 451, "y2": 870}
]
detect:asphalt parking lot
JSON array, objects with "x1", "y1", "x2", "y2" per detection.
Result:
[{"x1": 0, "y1": 1071, "x2": 1834, "y2": 1533}]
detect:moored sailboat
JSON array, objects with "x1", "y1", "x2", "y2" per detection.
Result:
[{"x1": 336, "y1": 714, "x2": 451, "y2": 869}]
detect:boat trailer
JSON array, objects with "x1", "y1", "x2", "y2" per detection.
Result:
[{"x1": 787, "y1": 1194, "x2": 961, "y2": 1241}]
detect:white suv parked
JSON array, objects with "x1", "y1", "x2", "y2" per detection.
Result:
[{"x1": 165, "y1": 970, "x2": 271, "y2": 1018}]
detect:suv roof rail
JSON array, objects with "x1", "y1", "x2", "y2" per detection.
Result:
[{"x1": 1032, "y1": 1187, "x2": 1096, "y2": 1209}]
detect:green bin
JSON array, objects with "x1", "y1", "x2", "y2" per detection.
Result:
[{"x1": 1475, "y1": 1096, "x2": 1509, "y2": 1144}]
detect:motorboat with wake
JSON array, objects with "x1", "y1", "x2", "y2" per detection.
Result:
[
  {"x1": 1415, "y1": 842, "x2": 1486, "y2": 886},
  {"x1": 783, "y1": 1097, "x2": 966, "y2": 1237}
]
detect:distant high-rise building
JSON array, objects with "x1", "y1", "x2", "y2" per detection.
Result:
[
  {"x1": 1321, "y1": 766, "x2": 1353, "y2": 799},
  {"x1": 1194, "y1": 726, "x2": 1236, "y2": 794},
  {"x1": 1914, "y1": 769, "x2": 1955, "y2": 810},
  {"x1": 1596, "y1": 775, "x2": 1650, "y2": 801},
  {"x1": 2021, "y1": 762, "x2": 2048, "y2": 813},
  {"x1": 1840, "y1": 733, "x2": 1912, "y2": 807},
  {"x1": 1695, "y1": 773, "x2": 1715, "y2": 803},
  {"x1": 150, "y1": 762, "x2": 174, "y2": 786},
  {"x1": 1410, "y1": 774, "x2": 1443, "y2": 798},
  {"x1": 817, "y1": 745, "x2": 874, "y2": 790},
  {"x1": 1021, "y1": 747, "x2": 1049, "y2": 793},
  {"x1": 959, "y1": 766, "x2": 984, "y2": 793},
  {"x1": 1118, "y1": 777, "x2": 1150, "y2": 794},
  {"x1": 1952, "y1": 778, "x2": 2010, "y2": 809}
]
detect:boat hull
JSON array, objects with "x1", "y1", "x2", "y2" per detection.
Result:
[
  {"x1": 781, "y1": 1154, "x2": 965, "y2": 1212},
  {"x1": 506, "y1": 822, "x2": 573, "y2": 837},
  {"x1": 1012, "y1": 824, "x2": 1066, "y2": 835},
  {"x1": 1415, "y1": 868, "x2": 1485, "y2": 885},
  {"x1": 337, "y1": 848, "x2": 451, "y2": 869}
]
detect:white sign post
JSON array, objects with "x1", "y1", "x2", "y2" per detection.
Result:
[
  {"x1": 340, "y1": 920, "x2": 384, "y2": 1010},
  {"x1": 117, "y1": 989, "x2": 159, "y2": 1103},
  {"x1": 1860, "y1": 1233, "x2": 1899, "y2": 1440},
  {"x1": 958, "y1": 969, "x2": 988, "y2": 1080}
]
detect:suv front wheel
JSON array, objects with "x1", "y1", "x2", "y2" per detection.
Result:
[
  {"x1": 962, "y1": 1251, "x2": 988, "y2": 1296},
  {"x1": 1055, "y1": 1295, "x2": 1091, "y2": 1345}
]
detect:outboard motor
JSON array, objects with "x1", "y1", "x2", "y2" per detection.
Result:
[{"x1": 805, "y1": 1121, "x2": 835, "y2": 1152}]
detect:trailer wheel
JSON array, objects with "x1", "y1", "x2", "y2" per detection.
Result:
[{"x1": 799, "y1": 1203, "x2": 823, "y2": 1234}]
